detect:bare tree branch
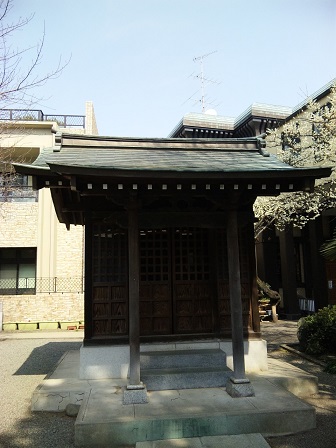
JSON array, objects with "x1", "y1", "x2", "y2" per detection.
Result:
[{"x1": 0, "y1": 0, "x2": 69, "y2": 202}]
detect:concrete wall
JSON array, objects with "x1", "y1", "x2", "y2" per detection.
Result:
[{"x1": 85, "y1": 101, "x2": 99, "y2": 135}]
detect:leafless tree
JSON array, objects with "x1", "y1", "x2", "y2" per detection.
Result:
[
  {"x1": 0, "y1": 0, "x2": 68, "y2": 107},
  {"x1": 0, "y1": 0, "x2": 69, "y2": 201}
]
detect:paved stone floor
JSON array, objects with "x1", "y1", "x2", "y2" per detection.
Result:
[
  {"x1": 261, "y1": 321, "x2": 336, "y2": 448},
  {"x1": 0, "y1": 323, "x2": 335, "y2": 447}
]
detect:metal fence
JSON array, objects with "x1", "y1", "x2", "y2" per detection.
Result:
[
  {"x1": 44, "y1": 114, "x2": 85, "y2": 128},
  {"x1": 0, "y1": 277, "x2": 84, "y2": 295},
  {"x1": 0, "y1": 109, "x2": 43, "y2": 121},
  {"x1": 0, "y1": 186, "x2": 38, "y2": 202},
  {"x1": 0, "y1": 109, "x2": 85, "y2": 128}
]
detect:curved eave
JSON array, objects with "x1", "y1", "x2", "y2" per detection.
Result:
[
  {"x1": 46, "y1": 163, "x2": 332, "y2": 181},
  {"x1": 13, "y1": 162, "x2": 52, "y2": 176}
]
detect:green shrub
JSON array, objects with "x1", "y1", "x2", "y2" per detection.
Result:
[
  {"x1": 324, "y1": 360, "x2": 336, "y2": 374},
  {"x1": 297, "y1": 306, "x2": 336, "y2": 356}
]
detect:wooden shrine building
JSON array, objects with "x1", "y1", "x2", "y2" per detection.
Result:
[{"x1": 14, "y1": 132, "x2": 330, "y2": 399}]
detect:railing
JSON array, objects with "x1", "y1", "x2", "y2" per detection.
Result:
[
  {"x1": 0, "y1": 277, "x2": 84, "y2": 295},
  {"x1": 0, "y1": 109, "x2": 85, "y2": 128},
  {"x1": 44, "y1": 114, "x2": 85, "y2": 128},
  {"x1": 0, "y1": 186, "x2": 38, "y2": 202}
]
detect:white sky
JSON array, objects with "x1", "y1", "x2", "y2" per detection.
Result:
[{"x1": 11, "y1": 0, "x2": 336, "y2": 137}]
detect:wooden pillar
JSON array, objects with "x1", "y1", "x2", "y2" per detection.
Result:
[
  {"x1": 124, "y1": 196, "x2": 148, "y2": 404},
  {"x1": 127, "y1": 198, "x2": 141, "y2": 386},
  {"x1": 226, "y1": 208, "x2": 246, "y2": 380},
  {"x1": 247, "y1": 219, "x2": 261, "y2": 335},
  {"x1": 226, "y1": 208, "x2": 254, "y2": 397},
  {"x1": 279, "y1": 226, "x2": 300, "y2": 318},
  {"x1": 308, "y1": 218, "x2": 328, "y2": 309},
  {"x1": 84, "y1": 211, "x2": 93, "y2": 342},
  {"x1": 255, "y1": 227, "x2": 280, "y2": 292}
]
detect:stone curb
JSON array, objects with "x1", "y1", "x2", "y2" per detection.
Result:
[{"x1": 280, "y1": 344, "x2": 327, "y2": 367}]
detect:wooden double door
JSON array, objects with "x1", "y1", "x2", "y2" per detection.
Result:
[
  {"x1": 91, "y1": 224, "x2": 222, "y2": 338},
  {"x1": 139, "y1": 228, "x2": 215, "y2": 336},
  {"x1": 91, "y1": 223, "x2": 253, "y2": 339}
]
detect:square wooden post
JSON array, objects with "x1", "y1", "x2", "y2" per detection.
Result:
[
  {"x1": 124, "y1": 196, "x2": 148, "y2": 404},
  {"x1": 226, "y1": 208, "x2": 255, "y2": 397}
]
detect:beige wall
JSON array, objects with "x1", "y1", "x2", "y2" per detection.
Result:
[
  {"x1": 0, "y1": 121, "x2": 56, "y2": 147},
  {"x1": 36, "y1": 189, "x2": 58, "y2": 278},
  {"x1": 0, "y1": 202, "x2": 38, "y2": 247},
  {"x1": 85, "y1": 101, "x2": 99, "y2": 135},
  {"x1": 36, "y1": 188, "x2": 84, "y2": 280},
  {"x1": 56, "y1": 224, "x2": 84, "y2": 279}
]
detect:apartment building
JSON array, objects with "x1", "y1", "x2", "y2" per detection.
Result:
[{"x1": 0, "y1": 102, "x2": 98, "y2": 328}]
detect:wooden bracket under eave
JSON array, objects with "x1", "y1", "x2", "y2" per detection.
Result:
[{"x1": 71, "y1": 176, "x2": 77, "y2": 191}]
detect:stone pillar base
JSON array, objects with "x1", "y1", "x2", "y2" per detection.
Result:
[
  {"x1": 226, "y1": 377, "x2": 255, "y2": 398},
  {"x1": 123, "y1": 384, "x2": 149, "y2": 405}
]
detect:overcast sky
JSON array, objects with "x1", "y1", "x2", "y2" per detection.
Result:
[{"x1": 12, "y1": 0, "x2": 336, "y2": 137}]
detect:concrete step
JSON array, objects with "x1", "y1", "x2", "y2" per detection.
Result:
[
  {"x1": 140, "y1": 348, "x2": 229, "y2": 391},
  {"x1": 75, "y1": 380, "x2": 316, "y2": 447},
  {"x1": 141, "y1": 366, "x2": 231, "y2": 390},
  {"x1": 140, "y1": 349, "x2": 226, "y2": 370},
  {"x1": 136, "y1": 433, "x2": 271, "y2": 447}
]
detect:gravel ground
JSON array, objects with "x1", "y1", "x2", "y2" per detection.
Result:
[
  {"x1": 0, "y1": 323, "x2": 335, "y2": 448},
  {"x1": 0, "y1": 336, "x2": 82, "y2": 447},
  {"x1": 261, "y1": 321, "x2": 336, "y2": 448}
]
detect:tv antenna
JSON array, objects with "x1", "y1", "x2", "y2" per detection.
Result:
[{"x1": 193, "y1": 50, "x2": 219, "y2": 112}]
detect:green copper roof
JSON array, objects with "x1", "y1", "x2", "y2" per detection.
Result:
[{"x1": 14, "y1": 133, "x2": 331, "y2": 181}]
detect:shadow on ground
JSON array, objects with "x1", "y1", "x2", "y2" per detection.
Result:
[
  {"x1": 14, "y1": 341, "x2": 82, "y2": 375},
  {"x1": 265, "y1": 347, "x2": 336, "y2": 448},
  {"x1": 0, "y1": 411, "x2": 77, "y2": 448}
]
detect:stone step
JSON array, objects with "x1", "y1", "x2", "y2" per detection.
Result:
[
  {"x1": 141, "y1": 366, "x2": 231, "y2": 390},
  {"x1": 136, "y1": 433, "x2": 272, "y2": 448},
  {"x1": 140, "y1": 348, "x2": 226, "y2": 370},
  {"x1": 75, "y1": 381, "x2": 316, "y2": 447}
]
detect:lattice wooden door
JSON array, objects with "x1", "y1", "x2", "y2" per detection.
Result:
[
  {"x1": 91, "y1": 224, "x2": 215, "y2": 338},
  {"x1": 139, "y1": 229, "x2": 172, "y2": 335},
  {"x1": 173, "y1": 228, "x2": 213, "y2": 334},
  {"x1": 92, "y1": 224, "x2": 128, "y2": 337},
  {"x1": 140, "y1": 227, "x2": 214, "y2": 335}
]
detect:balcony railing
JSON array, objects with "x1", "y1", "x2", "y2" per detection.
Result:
[
  {"x1": 0, "y1": 186, "x2": 38, "y2": 202},
  {"x1": 0, "y1": 277, "x2": 84, "y2": 295},
  {"x1": 0, "y1": 109, "x2": 85, "y2": 128}
]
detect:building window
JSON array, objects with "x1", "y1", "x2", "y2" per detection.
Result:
[
  {"x1": 0, "y1": 173, "x2": 38, "y2": 202},
  {"x1": 0, "y1": 248, "x2": 36, "y2": 294}
]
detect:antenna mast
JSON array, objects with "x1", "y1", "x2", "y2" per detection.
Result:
[{"x1": 193, "y1": 50, "x2": 217, "y2": 112}]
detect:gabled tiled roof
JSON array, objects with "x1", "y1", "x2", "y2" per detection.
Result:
[
  {"x1": 13, "y1": 133, "x2": 332, "y2": 228},
  {"x1": 15, "y1": 133, "x2": 331, "y2": 180}
]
